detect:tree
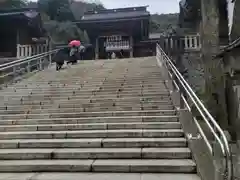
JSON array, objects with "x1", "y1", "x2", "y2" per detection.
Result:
[
  {"x1": 44, "y1": 21, "x2": 90, "y2": 44},
  {"x1": 38, "y1": 0, "x2": 74, "y2": 21},
  {"x1": 150, "y1": 13, "x2": 179, "y2": 34}
]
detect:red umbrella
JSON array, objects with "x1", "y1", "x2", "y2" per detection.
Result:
[{"x1": 69, "y1": 40, "x2": 81, "y2": 47}]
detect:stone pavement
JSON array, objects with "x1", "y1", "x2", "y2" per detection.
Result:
[{"x1": 0, "y1": 57, "x2": 200, "y2": 179}]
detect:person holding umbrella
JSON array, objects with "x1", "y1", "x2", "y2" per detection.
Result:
[{"x1": 68, "y1": 40, "x2": 81, "y2": 65}]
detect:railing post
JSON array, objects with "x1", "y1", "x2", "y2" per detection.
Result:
[
  {"x1": 17, "y1": 44, "x2": 20, "y2": 58},
  {"x1": 48, "y1": 42, "x2": 52, "y2": 66},
  {"x1": 39, "y1": 58, "x2": 42, "y2": 71},
  {"x1": 13, "y1": 66, "x2": 16, "y2": 79},
  {"x1": 27, "y1": 61, "x2": 31, "y2": 73}
]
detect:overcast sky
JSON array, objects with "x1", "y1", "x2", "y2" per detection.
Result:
[{"x1": 96, "y1": 0, "x2": 180, "y2": 14}]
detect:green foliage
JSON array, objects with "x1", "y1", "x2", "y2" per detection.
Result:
[
  {"x1": 70, "y1": 0, "x2": 105, "y2": 20},
  {"x1": 150, "y1": 13, "x2": 179, "y2": 34},
  {"x1": 38, "y1": 0, "x2": 74, "y2": 21},
  {"x1": 36, "y1": 0, "x2": 101, "y2": 44}
]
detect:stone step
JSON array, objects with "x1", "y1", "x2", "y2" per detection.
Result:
[
  {"x1": 0, "y1": 148, "x2": 191, "y2": 160},
  {"x1": 0, "y1": 103, "x2": 173, "y2": 113},
  {"x1": 0, "y1": 110, "x2": 177, "y2": 120},
  {"x1": 0, "y1": 172, "x2": 201, "y2": 180},
  {"x1": 8, "y1": 83, "x2": 167, "y2": 89},
  {"x1": 1, "y1": 90, "x2": 170, "y2": 98},
  {"x1": 0, "y1": 116, "x2": 179, "y2": 125},
  {"x1": 6, "y1": 93, "x2": 171, "y2": 101},
  {"x1": 18, "y1": 78, "x2": 164, "y2": 82},
  {"x1": 4, "y1": 92, "x2": 170, "y2": 98},
  {"x1": 2, "y1": 98, "x2": 172, "y2": 107},
  {"x1": 1, "y1": 97, "x2": 172, "y2": 105},
  {"x1": 0, "y1": 107, "x2": 176, "y2": 115},
  {"x1": 0, "y1": 99, "x2": 172, "y2": 110},
  {"x1": 22, "y1": 77, "x2": 164, "y2": 82},
  {"x1": 0, "y1": 159, "x2": 196, "y2": 173},
  {"x1": 0, "y1": 122, "x2": 181, "y2": 132},
  {"x1": 3, "y1": 86, "x2": 168, "y2": 92},
  {"x1": 0, "y1": 129, "x2": 184, "y2": 140},
  {"x1": 0, "y1": 137, "x2": 187, "y2": 149},
  {"x1": 3, "y1": 95, "x2": 171, "y2": 105},
  {"x1": 14, "y1": 79, "x2": 165, "y2": 84}
]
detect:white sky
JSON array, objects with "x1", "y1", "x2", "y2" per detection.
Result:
[{"x1": 30, "y1": 0, "x2": 180, "y2": 14}]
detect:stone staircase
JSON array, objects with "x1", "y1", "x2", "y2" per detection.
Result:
[{"x1": 0, "y1": 57, "x2": 200, "y2": 180}]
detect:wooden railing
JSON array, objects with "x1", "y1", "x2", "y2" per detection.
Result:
[{"x1": 17, "y1": 44, "x2": 48, "y2": 58}]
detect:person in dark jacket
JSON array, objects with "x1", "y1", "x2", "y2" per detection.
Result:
[
  {"x1": 53, "y1": 47, "x2": 69, "y2": 71},
  {"x1": 67, "y1": 45, "x2": 79, "y2": 65}
]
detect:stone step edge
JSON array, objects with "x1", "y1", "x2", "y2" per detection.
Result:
[
  {"x1": 0, "y1": 110, "x2": 177, "y2": 117},
  {"x1": 0, "y1": 147, "x2": 192, "y2": 160},
  {"x1": 0, "y1": 122, "x2": 181, "y2": 128},
  {"x1": 0, "y1": 137, "x2": 188, "y2": 148},
  {"x1": 0, "y1": 159, "x2": 197, "y2": 173},
  {"x1": 0, "y1": 172, "x2": 201, "y2": 180}
]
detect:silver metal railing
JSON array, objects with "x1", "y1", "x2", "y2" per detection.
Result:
[
  {"x1": 0, "y1": 49, "x2": 60, "y2": 85},
  {"x1": 156, "y1": 43, "x2": 233, "y2": 180}
]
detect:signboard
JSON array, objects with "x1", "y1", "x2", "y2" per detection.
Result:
[{"x1": 104, "y1": 35, "x2": 130, "y2": 51}]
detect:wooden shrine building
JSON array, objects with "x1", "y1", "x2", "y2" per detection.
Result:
[
  {"x1": 77, "y1": 6, "x2": 150, "y2": 59},
  {"x1": 0, "y1": 7, "x2": 46, "y2": 60}
]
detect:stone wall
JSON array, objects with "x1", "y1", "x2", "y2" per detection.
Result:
[{"x1": 178, "y1": 51, "x2": 204, "y2": 93}]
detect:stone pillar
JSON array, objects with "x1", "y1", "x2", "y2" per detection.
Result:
[
  {"x1": 200, "y1": 0, "x2": 228, "y2": 130},
  {"x1": 95, "y1": 37, "x2": 99, "y2": 60}
]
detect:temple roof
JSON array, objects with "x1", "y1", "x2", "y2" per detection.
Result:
[
  {"x1": 81, "y1": 6, "x2": 149, "y2": 22},
  {"x1": 0, "y1": 7, "x2": 39, "y2": 18},
  {"x1": 0, "y1": 8, "x2": 44, "y2": 37}
]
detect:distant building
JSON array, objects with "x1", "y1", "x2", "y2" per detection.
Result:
[
  {"x1": 77, "y1": 6, "x2": 158, "y2": 59},
  {"x1": 0, "y1": 7, "x2": 47, "y2": 61}
]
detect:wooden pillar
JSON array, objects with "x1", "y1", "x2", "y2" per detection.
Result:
[
  {"x1": 140, "y1": 20, "x2": 143, "y2": 39},
  {"x1": 16, "y1": 30, "x2": 20, "y2": 58},
  {"x1": 130, "y1": 36, "x2": 133, "y2": 58},
  {"x1": 95, "y1": 37, "x2": 99, "y2": 60}
]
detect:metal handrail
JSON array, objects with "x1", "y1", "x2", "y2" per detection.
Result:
[
  {"x1": 0, "y1": 49, "x2": 60, "y2": 85},
  {"x1": 0, "y1": 49, "x2": 59, "y2": 70},
  {"x1": 156, "y1": 43, "x2": 233, "y2": 180}
]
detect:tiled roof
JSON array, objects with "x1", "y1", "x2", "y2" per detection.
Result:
[
  {"x1": 81, "y1": 7, "x2": 149, "y2": 21},
  {"x1": 0, "y1": 8, "x2": 38, "y2": 17}
]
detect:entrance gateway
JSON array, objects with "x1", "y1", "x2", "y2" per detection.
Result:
[{"x1": 77, "y1": 6, "x2": 151, "y2": 59}]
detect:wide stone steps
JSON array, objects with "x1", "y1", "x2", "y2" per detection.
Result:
[
  {"x1": 0, "y1": 129, "x2": 184, "y2": 139},
  {"x1": 0, "y1": 122, "x2": 181, "y2": 132},
  {"x1": 0, "y1": 159, "x2": 195, "y2": 173},
  {"x1": 0, "y1": 138, "x2": 188, "y2": 149},
  {"x1": 0, "y1": 110, "x2": 177, "y2": 120},
  {"x1": 0, "y1": 148, "x2": 191, "y2": 160},
  {"x1": 0, "y1": 57, "x2": 200, "y2": 178},
  {"x1": 0, "y1": 116, "x2": 179, "y2": 125},
  {"x1": 0, "y1": 173, "x2": 200, "y2": 180}
]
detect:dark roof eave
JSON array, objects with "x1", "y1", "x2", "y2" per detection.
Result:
[{"x1": 76, "y1": 15, "x2": 149, "y2": 24}]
